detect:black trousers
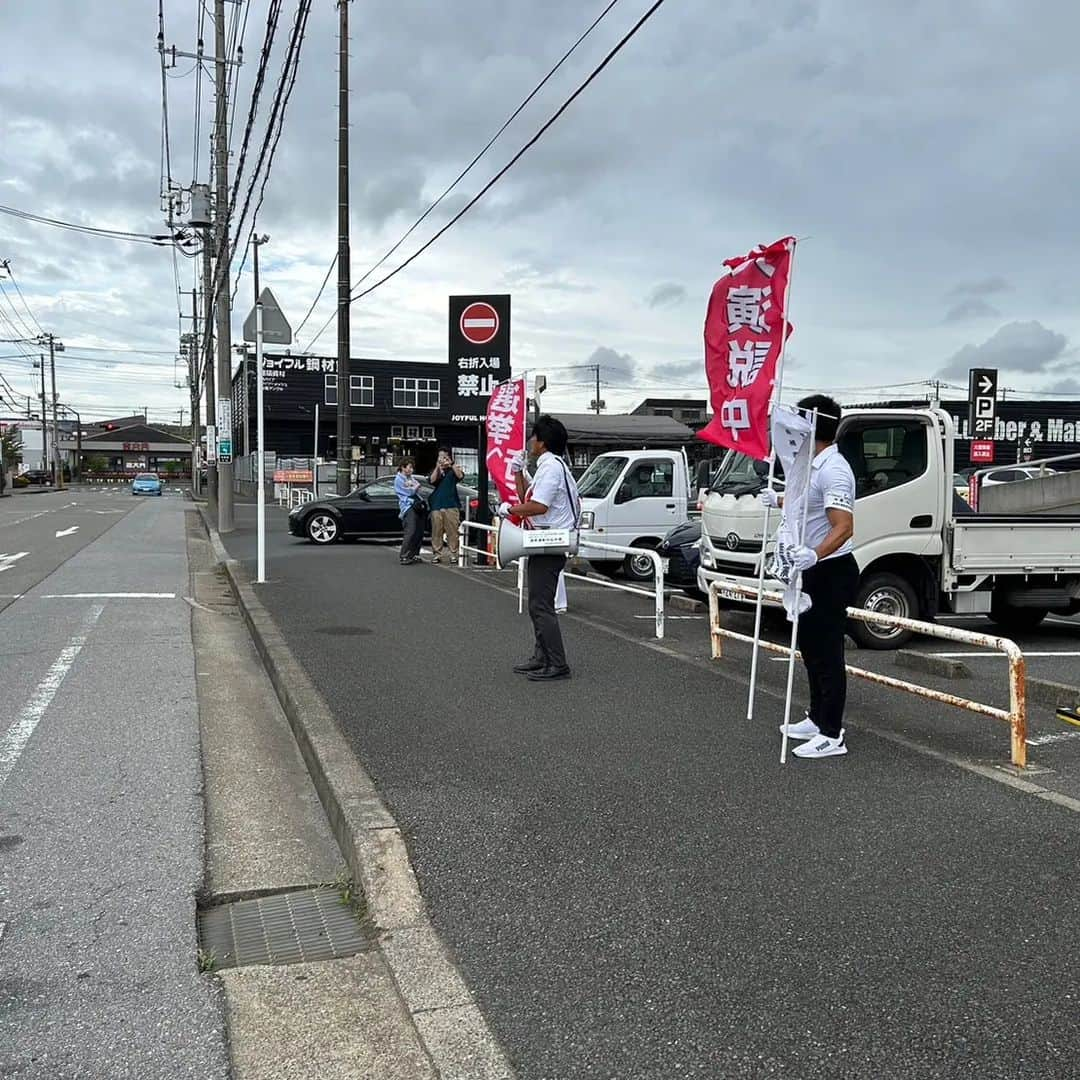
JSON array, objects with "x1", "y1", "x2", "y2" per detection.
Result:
[
  {"x1": 527, "y1": 554, "x2": 568, "y2": 670},
  {"x1": 399, "y1": 507, "x2": 424, "y2": 561},
  {"x1": 796, "y1": 554, "x2": 859, "y2": 739}
]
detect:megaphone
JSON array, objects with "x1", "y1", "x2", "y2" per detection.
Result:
[{"x1": 496, "y1": 517, "x2": 579, "y2": 570}]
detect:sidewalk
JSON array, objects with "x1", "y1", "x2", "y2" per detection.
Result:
[
  {"x1": 0, "y1": 499, "x2": 230, "y2": 1078},
  {"x1": 220, "y1": 505, "x2": 1080, "y2": 1079}
]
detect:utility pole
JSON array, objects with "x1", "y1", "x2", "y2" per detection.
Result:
[
  {"x1": 335, "y1": 0, "x2": 353, "y2": 495},
  {"x1": 250, "y1": 233, "x2": 270, "y2": 461},
  {"x1": 187, "y1": 289, "x2": 201, "y2": 494},
  {"x1": 37, "y1": 354, "x2": 48, "y2": 472},
  {"x1": 48, "y1": 336, "x2": 63, "y2": 489},
  {"x1": 214, "y1": 0, "x2": 234, "y2": 532},
  {"x1": 202, "y1": 225, "x2": 217, "y2": 515},
  {"x1": 595, "y1": 364, "x2": 601, "y2": 415}
]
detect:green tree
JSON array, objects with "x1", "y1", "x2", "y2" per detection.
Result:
[{"x1": 86, "y1": 454, "x2": 109, "y2": 474}]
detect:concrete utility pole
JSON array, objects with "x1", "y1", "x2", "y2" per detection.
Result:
[
  {"x1": 51, "y1": 338, "x2": 62, "y2": 489},
  {"x1": 335, "y1": 0, "x2": 353, "y2": 495},
  {"x1": 37, "y1": 354, "x2": 48, "y2": 472},
  {"x1": 214, "y1": 0, "x2": 234, "y2": 531},
  {"x1": 188, "y1": 290, "x2": 201, "y2": 494},
  {"x1": 202, "y1": 228, "x2": 217, "y2": 516}
]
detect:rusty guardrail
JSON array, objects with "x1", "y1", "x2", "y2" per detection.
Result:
[{"x1": 707, "y1": 581, "x2": 1028, "y2": 767}]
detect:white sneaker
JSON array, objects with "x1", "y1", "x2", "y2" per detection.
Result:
[
  {"x1": 779, "y1": 714, "x2": 819, "y2": 741},
  {"x1": 792, "y1": 733, "x2": 848, "y2": 759}
]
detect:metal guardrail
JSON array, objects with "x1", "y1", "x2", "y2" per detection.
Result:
[
  {"x1": 457, "y1": 520, "x2": 668, "y2": 639},
  {"x1": 707, "y1": 580, "x2": 1028, "y2": 767}
]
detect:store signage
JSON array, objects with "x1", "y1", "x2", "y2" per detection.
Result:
[{"x1": 448, "y1": 294, "x2": 511, "y2": 424}]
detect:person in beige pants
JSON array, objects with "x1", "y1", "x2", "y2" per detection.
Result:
[{"x1": 428, "y1": 448, "x2": 464, "y2": 563}]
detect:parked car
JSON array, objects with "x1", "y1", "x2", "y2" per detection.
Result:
[
  {"x1": 20, "y1": 469, "x2": 52, "y2": 485},
  {"x1": 979, "y1": 464, "x2": 1057, "y2": 488},
  {"x1": 656, "y1": 519, "x2": 703, "y2": 597},
  {"x1": 131, "y1": 472, "x2": 163, "y2": 496},
  {"x1": 288, "y1": 475, "x2": 480, "y2": 545}
]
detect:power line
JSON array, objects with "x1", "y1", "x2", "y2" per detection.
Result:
[
  {"x1": 0, "y1": 202, "x2": 190, "y2": 247},
  {"x1": 294, "y1": 0, "x2": 624, "y2": 345},
  {"x1": 0, "y1": 263, "x2": 45, "y2": 337},
  {"x1": 307, "y1": 0, "x2": 669, "y2": 353}
]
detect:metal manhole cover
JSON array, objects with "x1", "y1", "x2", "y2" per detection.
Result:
[
  {"x1": 197, "y1": 888, "x2": 373, "y2": 971},
  {"x1": 315, "y1": 626, "x2": 373, "y2": 636}
]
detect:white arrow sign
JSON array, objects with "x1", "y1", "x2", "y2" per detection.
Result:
[
  {"x1": 55, "y1": 526, "x2": 80, "y2": 538},
  {"x1": 978, "y1": 375, "x2": 994, "y2": 395},
  {"x1": 0, "y1": 552, "x2": 29, "y2": 573}
]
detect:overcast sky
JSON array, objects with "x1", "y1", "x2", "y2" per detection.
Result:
[{"x1": 1, "y1": 0, "x2": 1078, "y2": 425}]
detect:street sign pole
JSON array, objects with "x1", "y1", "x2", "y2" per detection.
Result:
[{"x1": 256, "y1": 294, "x2": 266, "y2": 584}]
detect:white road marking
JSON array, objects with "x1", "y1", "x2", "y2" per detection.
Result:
[
  {"x1": 1026, "y1": 731, "x2": 1080, "y2": 747},
  {"x1": 0, "y1": 594, "x2": 23, "y2": 599},
  {"x1": 633, "y1": 614, "x2": 703, "y2": 620},
  {"x1": 55, "y1": 526, "x2": 79, "y2": 538},
  {"x1": 41, "y1": 592, "x2": 176, "y2": 599},
  {"x1": 0, "y1": 603, "x2": 104, "y2": 790},
  {"x1": 0, "y1": 553, "x2": 29, "y2": 574}
]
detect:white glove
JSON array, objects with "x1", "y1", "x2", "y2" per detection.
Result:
[
  {"x1": 497, "y1": 501, "x2": 513, "y2": 519},
  {"x1": 758, "y1": 488, "x2": 780, "y2": 509},
  {"x1": 509, "y1": 450, "x2": 528, "y2": 476},
  {"x1": 790, "y1": 545, "x2": 818, "y2": 572}
]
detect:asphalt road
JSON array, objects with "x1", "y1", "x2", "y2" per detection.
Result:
[
  {"x1": 223, "y1": 503, "x2": 1080, "y2": 1079},
  {"x1": 0, "y1": 491, "x2": 229, "y2": 1078}
]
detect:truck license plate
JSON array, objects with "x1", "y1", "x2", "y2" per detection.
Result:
[{"x1": 660, "y1": 558, "x2": 670, "y2": 573}]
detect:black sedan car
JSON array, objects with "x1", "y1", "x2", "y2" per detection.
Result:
[
  {"x1": 288, "y1": 475, "x2": 481, "y2": 545},
  {"x1": 656, "y1": 518, "x2": 702, "y2": 597}
]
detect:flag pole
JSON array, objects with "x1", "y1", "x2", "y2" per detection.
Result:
[
  {"x1": 779, "y1": 406, "x2": 816, "y2": 764},
  {"x1": 746, "y1": 237, "x2": 798, "y2": 722}
]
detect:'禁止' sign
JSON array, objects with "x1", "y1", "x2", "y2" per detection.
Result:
[{"x1": 448, "y1": 294, "x2": 511, "y2": 423}]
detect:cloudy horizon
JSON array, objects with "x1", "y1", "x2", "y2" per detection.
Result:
[{"x1": 2, "y1": 0, "x2": 1078, "y2": 425}]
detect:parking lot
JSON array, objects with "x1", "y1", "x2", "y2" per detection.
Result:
[{"x1": 217, "y1": 501, "x2": 1080, "y2": 1080}]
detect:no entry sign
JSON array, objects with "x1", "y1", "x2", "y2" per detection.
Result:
[{"x1": 460, "y1": 301, "x2": 500, "y2": 346}]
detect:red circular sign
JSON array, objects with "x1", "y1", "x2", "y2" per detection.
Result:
[{"x1": 459, "y1": 301, "x2": 499, "y2": 346}]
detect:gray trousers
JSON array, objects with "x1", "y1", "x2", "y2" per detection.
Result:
[
  {"x1": 527, "y1": 554, "x2": 568, "y2": 669},
  {"x1": 399, "y1": 506, "x2": 424, "y2": 561}
]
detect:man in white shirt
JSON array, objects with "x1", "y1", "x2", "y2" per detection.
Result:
[
  {"x1": 498, "y1": 415, "x2": 580, "y2": 681},
  {"x1": 761, "y1": 394, "x2": 858, "y2": 759}
]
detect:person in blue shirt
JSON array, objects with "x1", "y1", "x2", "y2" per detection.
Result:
[{"x1": 394, "y1": 460, "x2": 424, "y2": 565}]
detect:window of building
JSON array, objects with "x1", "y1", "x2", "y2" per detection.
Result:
[
  {"x1": 406, "y1": 425, "x2": 419, "y2": 440},
  {"x1": 421, "y1": 426, "x2": 435, "y2": 440},
  {"x1": 390, "y1": 425, "x2": 403, "y2": 440},
  {"x1": 392, "y1": 377, "x2": 440, "y2": 409},
  {"x1": 324, "y1": 374, "x2": 338, "y2": 406},
  {"x1": 350, "y1": 375, "x2": 374, "y2": 406}
]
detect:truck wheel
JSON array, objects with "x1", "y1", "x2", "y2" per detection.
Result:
[
  {"x1": 849, "y1": 572, "x2": 918, "y2": 650},
  {"x1": 988, "y1": 594, "x2": 1048, "y2": 633},
  {"x1": 623, "y1": 543, "x2": 658, "y2": 582}
]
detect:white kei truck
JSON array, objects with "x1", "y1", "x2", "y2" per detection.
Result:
[
  {"x1": 697, "y1": 407, "x2": 1080, "y2": 649},
  {"x1": 575, "y1": 449, "x2": 696, "y2": 580}
]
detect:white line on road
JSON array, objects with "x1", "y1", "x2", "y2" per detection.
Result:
[
  {"x1": 633, "y1": 614, "x2": 703, "y2": 620},
  {"x1": 41, "y1": 592, "x2": 177, "y2": 599},
  {"x1": 0, "y1": 553, "x2": 29, "y2": 573},
  {"x1": 0, "y1": 602, "x2": 104, "y2": 790},
  {"x1": 922, "y1": 651, "x2": 1080, "y2": 659},
  {"x1": 1027, "y1": 730, "x2": 1080, "y2": 747},
  {"x1": 55, "y1": 526, "x2": 80, "y2": 538}
]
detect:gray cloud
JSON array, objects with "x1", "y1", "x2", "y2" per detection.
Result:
[
  {"x1": 948, "y1": 277, "x2": 1011, "y2": 298},
  {"x1": 1044, "y1": 377, "x2": 1080, "y2": 395},
  {"x1": 943, "y1": 297, "x2": 1000, "y2": 323},
  {"x1": 938, "y1": 321, "x2": 1068, "y2": 378},
  {"x1": 649, "y1": 357, "x2": 702, "y2": 382},
  {"x1": 645, "y1": 283, "x2": 687, "y2": 309},
  {"x1": 587, "y1": 345, "x2": 635, "y2": 381}
]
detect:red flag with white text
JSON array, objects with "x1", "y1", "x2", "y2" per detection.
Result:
[
  {"x1": 485, "y1": 377, "x2": 528, "y2": 504},
  {"x1": 697, "y1": 236, "x2": 796, "y2": 461}
]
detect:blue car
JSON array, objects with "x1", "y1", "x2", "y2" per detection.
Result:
[{"x1": 132, "y1": 472, "x2": 163, "y2": 496}]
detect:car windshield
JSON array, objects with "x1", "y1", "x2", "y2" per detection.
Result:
[
  {"x1": 577, "y1": 456, "x2": 627, "y2": 499},
  {"x1": 709, "y1": 452, "x2": 777, "y2": 496},
  {"x1": 135, "y1": 474, "x2": 157, "y2": 481}
]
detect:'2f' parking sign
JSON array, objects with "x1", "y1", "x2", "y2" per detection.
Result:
[{"x1": 968, "y1": 368, "x2": 998, "y2": 439}]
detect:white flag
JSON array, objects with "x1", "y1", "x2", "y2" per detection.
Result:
[{"x1": 765, "y1": 405, "x2": 814, "y2": 616}]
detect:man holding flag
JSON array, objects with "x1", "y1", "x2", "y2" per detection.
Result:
[{"x1": 763, "y1": 395, "x2": 858, "y2": 759}]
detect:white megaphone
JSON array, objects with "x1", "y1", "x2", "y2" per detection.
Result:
[{"x1": 496, "y1": 517, "x2": 579, "y2": 570}]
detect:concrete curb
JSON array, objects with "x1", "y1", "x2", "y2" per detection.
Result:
[
  {"x1": 1028, "y1": 677, "x2": 1080, "y2": 710},
  {"x1": 670, "y1": 594, "x2": 706, "y2": 613},
  {"x1": 196, "y1": 508, "x2": 515, "y2": 1080},
  {"x1": 895, "y1": 649, "x2": 972, "y2": 679}
]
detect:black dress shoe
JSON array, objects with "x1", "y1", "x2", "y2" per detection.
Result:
[
  {"x1": 513, "y1": 658, "x2": 547, "y2": 674},
  {"x1": 526, "y1": 665, "x2": 571, "y2": 681}
]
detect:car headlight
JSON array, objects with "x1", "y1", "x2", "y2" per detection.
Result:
[
  {"x1": 580, "y1": 510, "x2": 595, "y2": 529},
  {"x1": 701, "y1": 549, "x2": 714, "y2": 568}
]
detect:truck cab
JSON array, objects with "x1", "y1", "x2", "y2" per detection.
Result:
[{"x1": 577, "y1": 449, "x2": 692, "y2": 580}]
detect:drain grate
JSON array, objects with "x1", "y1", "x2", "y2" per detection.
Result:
[{"x1": 197, "y1": 888, "x2": 372, "y2": 971}]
